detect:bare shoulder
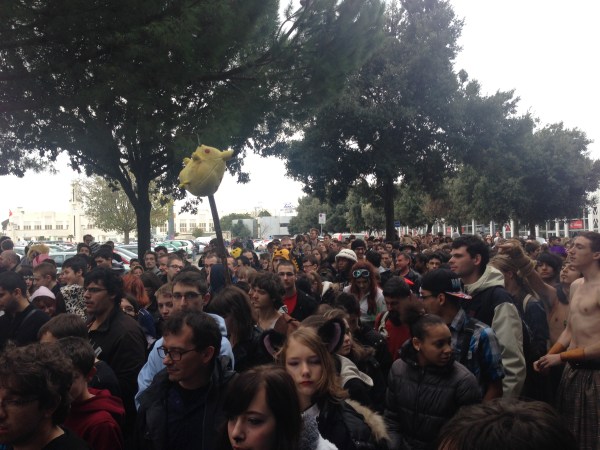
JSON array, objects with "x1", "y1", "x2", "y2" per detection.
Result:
[
  {"x1": 569, "y1": 278, "x2": 584, "y2": 300},
  {"x1": 570, "y1": 276, "x2": 600, "y2": 307},
  {"x1": 571, "y1": 277, "x2": 584, "y2": 292}
]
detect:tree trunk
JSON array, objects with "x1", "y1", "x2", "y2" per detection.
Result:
[
  {"x1": 133, "y1": 181, "x2": 152, "y2": 258},
  {"x1": 124, "y1": 230, "x2": 130, "y2": 244},
  {"x1": 382, "y1": 176, "x2": 396, "y2": 241},
  {"x1": 427, "y1": 223, "x2": 433, "y2": 234},
  {"x1": 528, "y1": 222, "x2": 536, "y2": 238}
]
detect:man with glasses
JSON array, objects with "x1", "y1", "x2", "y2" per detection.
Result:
[
  {"x1": 166, "y1": 254, "x2": 185, "y2": 282},
  {"x1": 136, "y1": 271, "x2": 234, "y2": 408},
  {"x1": 85, "y1": 267, "x2": 147, "y2": 436},
  {"x1": 351, "y1": 239, "x2": 367, "y2": 261},
  {"x1": 277, "y1": 259, "x2": 317, "y2": 322},
  {"x1": 135, "y1": 309, "x2": 235, "y2": 450}
]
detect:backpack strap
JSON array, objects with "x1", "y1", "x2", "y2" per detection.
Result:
[
  {"x1": 522, "y1": 293, "x2": 533, "y2": 312},
  {"x1": 460, "y1": 318, "x2": 476, "y2": 365},
  {"x1": 19, "y1": 307, "x2": 38, "y2": 329},
  {"x1": 378, "y1": 311, "x2": 389, "y2": 338}
]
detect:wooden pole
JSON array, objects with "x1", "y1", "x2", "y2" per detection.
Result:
[{"x1": 208, "y1": 194, "x2": 231, "y2": 285}]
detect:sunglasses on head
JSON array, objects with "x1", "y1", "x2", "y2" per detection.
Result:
[{"x1": 352, "y1": 269, "x2": 370, "y2": 279}]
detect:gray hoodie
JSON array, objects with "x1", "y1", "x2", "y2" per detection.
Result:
[{"x1": 465, "y1": 265, "x2": 526, "y2": 398}]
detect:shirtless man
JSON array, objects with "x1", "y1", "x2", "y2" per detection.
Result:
[{"x1": 534, "y1": 232, "x2": 600, "y2": 449}]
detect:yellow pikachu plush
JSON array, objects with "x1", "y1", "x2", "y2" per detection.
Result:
[{"x1": 178, "y1": 145, "x2": 234, "y2": 197}]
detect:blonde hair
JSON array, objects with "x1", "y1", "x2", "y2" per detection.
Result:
[
  {"x1": 490, "y1": 254, "x2": 536, "y2": 297},
  {"x1": 27, "y1": 244, "x2": 50, "y2": 259}
]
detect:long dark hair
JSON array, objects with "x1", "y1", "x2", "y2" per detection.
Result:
[
  {"x1": 220, "y1": 365, "x2": 302, "y2": 450},
  {"x1": 207, "y1": 285, "x2": 255, "y2": 347},
  {"x1": 349, "y1": 260, "x2": 379, "y2": 314}
]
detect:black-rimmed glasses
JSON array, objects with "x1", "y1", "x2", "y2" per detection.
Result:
[{"x1": 156, "y1": 346, "x2": 197, "y2": 361}]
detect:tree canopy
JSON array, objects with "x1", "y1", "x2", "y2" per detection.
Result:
[
  {"x1": 231, "y1": 220, "x2": 252, "y2": 239},
  {"x1": 221, "y1": 213, "x2": 253, "y2": 231},
  {"x1": 274, "y1": 0, "x2": 464, "y2": 239},
  {"x1": 0, "y1": 0, "x2": 385, "y2": 255},
  {"x1": 279, "y1": 0, "x2": 600, "y2": 238}
]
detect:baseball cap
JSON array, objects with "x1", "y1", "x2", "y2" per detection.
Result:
[
  {"x1": 421, "y1": 269, "x2": 471, "y2": 300},
  {"x1": 335, "y1": 249, "x2": 357, "y2": 263}
]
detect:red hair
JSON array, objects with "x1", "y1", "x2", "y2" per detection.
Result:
[
  {"x1": 122, "y1": 274, "x2": 150, "y2": 307},
  {"x1": 349, "y1": 261, "x2": 379, "y2": 315}
]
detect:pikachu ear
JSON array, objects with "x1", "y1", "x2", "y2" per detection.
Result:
[
  {"x1": 318, "y1": 317, "x2": 345, "y2": 354},
  {"x1": 261, "y1": 329, "x2": 286, "y2": 357}
]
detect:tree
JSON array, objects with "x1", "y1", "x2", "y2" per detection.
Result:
[
  {"x1": 191, "y1": 228, "x2": 205, "y2": 238},
  {"x1": 257, "y1": 210, "x2": 272, "y2": 217},
  {"x1": 80, "y1": 176, "x2": 169, "y2": 244},
  {"x1": 288, "y1": 195, "x2": 348, "y2": 235},
  {"x1": 0, "y1": 0, "x2": 385, "y2": 256},
  {"x1": 452, "y1": 123, "x2": 600, "y2": 236},
  {"x1": 231, "y1": 220, "x2": 252, "y2": 239},
  {"x1": 276, "y1": 0, "x2": 464, "y2": 240},
  {"x1": 514, "y1": 124, "x2": 600, "y2": 235},
  {"x1": 221, "y1": 213, "x2": 253, "y2": 231}
]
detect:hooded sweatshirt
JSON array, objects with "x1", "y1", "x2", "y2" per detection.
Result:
[
  {"x1": 64, "y1": 388, "x2": 125, "y2": 450},
  {"x1": 464, "y1": 265, "x2": 526, "y2": 398}
]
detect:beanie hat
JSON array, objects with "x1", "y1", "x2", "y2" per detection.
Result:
[
  {"x1": 335, "y1": 249, "x2": 357, "y2": 263},
  {"x1": 421, "y1": 269, "x2": 471, "y2": 300},
  {"x1": 30, "y1": 286, "x2": 56, "y2": 301}
]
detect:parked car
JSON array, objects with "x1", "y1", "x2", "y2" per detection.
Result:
[
  {"x1": 116, "y1": 245, "x2": 140, "y2": 258},
  {"x1": 154, "y1": 242, "x2": 181, "y2": 253},
  {"x1": 158, "y1": 240, "x2": 193, "y2": 257},
  {"x1": 48, "y1": 251, "x2": 78, "y2": 271}
]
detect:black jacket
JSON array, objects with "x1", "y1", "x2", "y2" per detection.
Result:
[
  {"x1": 88, "y1": 307, "x2": 147, "y2": 428},
  {"x1": 384, "y1": 343, "x2": 481, "y2": 450},
  {"x1": 0, "y1": 303, "x2": 49, "y2": 351},
  {"x1": 318, "y1": 397, "x2": 389, "y2": 450},
  {"x1": 135, "y1": 358, "x2": 236, "y2": 450},
  {"x1": 288, "y1": 289, "x2": 318, "y2": 322}
]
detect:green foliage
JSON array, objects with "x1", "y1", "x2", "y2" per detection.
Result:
[
  {"x1": 80, "y1": 176, "x2": 169, "y2": 244},
  {"x1": 345, "y1": 190, "x2": 385, "y2": 232},
  {"x1": 231, "y1": 220, "x2": 252, "y2": 239},
  {"x1": 0, "y1": 0, "x2": 385, "y2": 254},
  {"x1": 288, "y1": 196, "x2": 348, "y2": 235},
  {"x1": 191, "y1": 228, "x2": 205, "y2": 238},
  {"x1": 257, "y1": 210, "x2": 272, "y2": 217},
  {"x1": 278, "y1": 0, "x2": 464, "y2": 239}
]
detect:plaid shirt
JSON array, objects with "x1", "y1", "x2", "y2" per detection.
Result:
[{"x1": 450, "y1": 308, "x2": 505, "y2": 394}]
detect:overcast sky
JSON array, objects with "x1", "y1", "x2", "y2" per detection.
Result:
[{"x1": 1, "y1": 0, "x2": 598, "y2": 218}]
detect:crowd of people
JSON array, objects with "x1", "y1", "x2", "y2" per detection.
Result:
[{"x1": 0, "y1": 228, "x2": 595, "y2": 449}]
